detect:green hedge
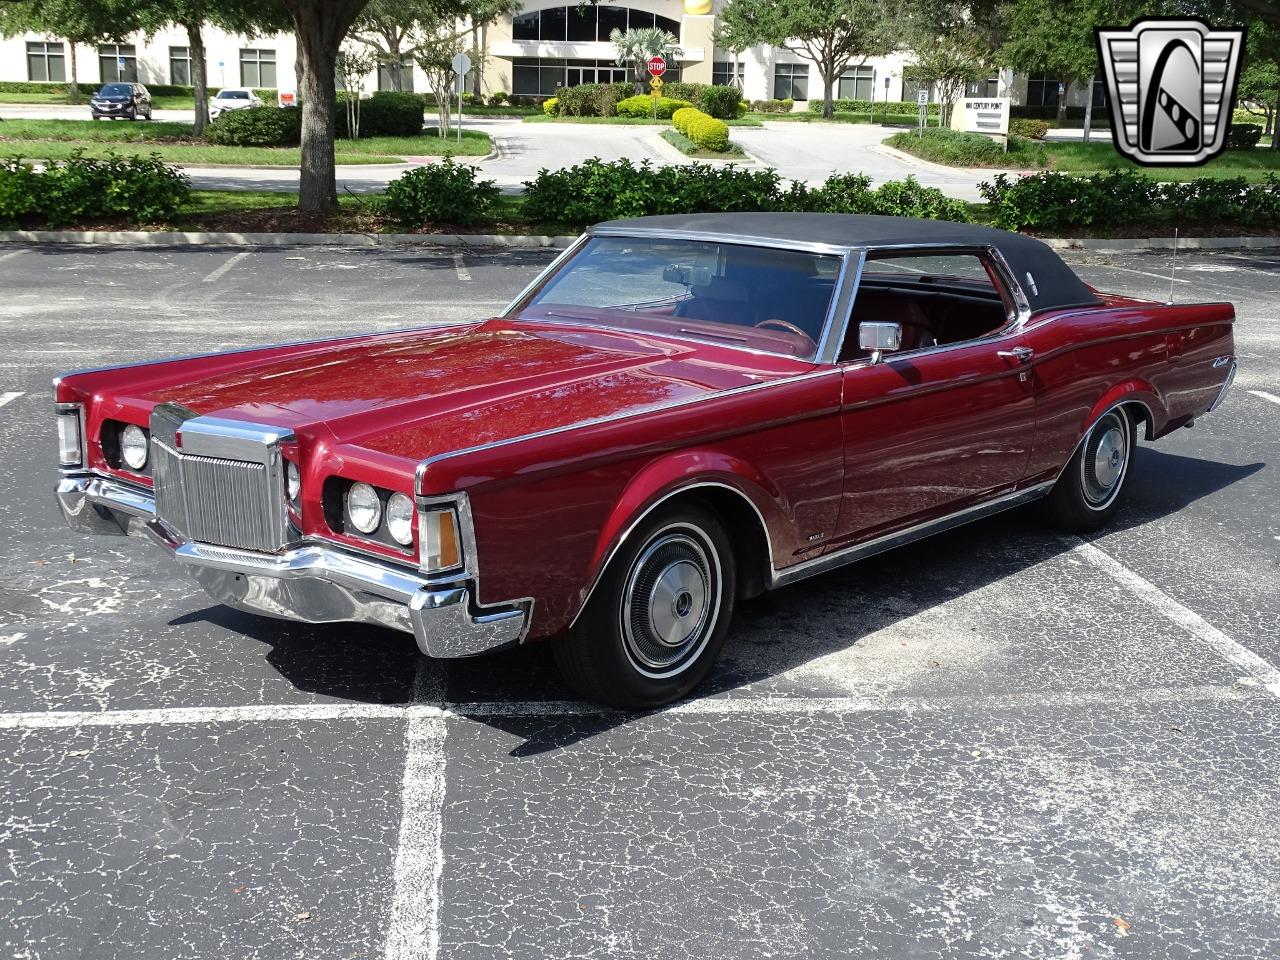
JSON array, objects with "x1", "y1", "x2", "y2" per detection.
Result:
[
  {"x1": 1010, "y1": 104, "x2": 1113, "y2": 124},
  {"x1": 885, "y1": 128, "x2": 1013, "y2": 166},
  {"x1": 546, "y1": 82, "x2": 745, "y2": 119},
  {"x1": 809, "y1": 97, "x2": 941, "y2": 117},
  {"x1": 1009, "y1": 118, "x2": 1049, "y2": 140},
  {"x1": 336, "y1": 91, "x2": 424, "y2": 138},
  {"x1": 0, "y1": 151, "x2": 189, "y2": 225},
  {"x1": 979, "y1": 171, "x2": 1280, "y2": 231},
  {"x1": 204, "y1": 107, "x2": 301, "y2": 146},
  {"x1": 1227, "y1": 123, "x2": 1263, "y2": 150},
  {"x1": 748, "y1": 99, "x2": 793, "y2": 114},
  {"x1": 616, "y1": 95, "x2": 694, "y2": 119},
  {"x1": 522, "y1": 158, "x2": 967, "y2": 226},
  {"x1": 383, "y1": 159, "x2": 499, "y2": 225},
  {"x1": 685, "y1": 112, "x2": 730, "y2": 151}
]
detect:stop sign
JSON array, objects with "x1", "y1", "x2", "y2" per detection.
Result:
[{"x1": 647, "y1": 56, "x2": 667, "y2": 77}]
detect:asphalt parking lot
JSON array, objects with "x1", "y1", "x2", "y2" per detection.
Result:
[{"x1": 0, "y1": 241, "x2": 1277, "y2": 960}]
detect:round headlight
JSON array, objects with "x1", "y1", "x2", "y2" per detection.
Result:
[
  {"x1": 120, "y1": 424, "x2": 148, "y2": 470},
  {"x1": 286, "y1": 461, "x2": 301, "y2": 502},
  {"x1": 386, "y1": 492, "x2": 415, "y2": 546},
  {"x1": 347, "y1": 482, "x2": 382, "y2": 534}
]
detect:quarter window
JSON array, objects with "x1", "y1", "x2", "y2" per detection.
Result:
[
  {"x1": 27, "y1": 41, "x2": 66, "y2": 83},
  {"x1": 773, "y1": 62, "x2": 808, "y2": 100},
  {"x1": 99, "y1": 44, "x2": 138, "y2": 83},
  {"x1": 240, "y1": 48, "x2": 276, "y2": 88}
]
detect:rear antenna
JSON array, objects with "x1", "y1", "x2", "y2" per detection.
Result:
[{"x1": 1167, "y1": 228, "x2": 1179, "y2": 304}]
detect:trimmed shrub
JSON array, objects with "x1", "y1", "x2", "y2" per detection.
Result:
[
  {"x1": 806, "y1": 173, "x2": 968, "y2": 221},
  {"x1": 616, "y1": 95, "x2": 695, "y2": 119},
  {"x1": 685, "y1": 112, "x2": 730, "y2": 151},
  {"x1": 670, "y1": 106, "x2": 701, "y2": 135},
  {"x1": 336, "y1": 91, "x2": 424, "y2": 138},
  {"x1": 382, "y1": 158, "x2": 500, "y2": 226},
  {"x1": 885, "y1": 127, "x2": 1011, "y2": 166},
  {"x1": 204, "y1": 106, "x2": 301, "y2": 146},
  {"x1": 1009, "y1": 118, "x2": 1049, "y2": 140},
  {"x1": 593, "y1": 84, "x2": 625, "y2": 117},
  {"x1": 809, "y1": 97, "x2": 942, "y2": 117},
  {"x1": 555, "y1": 82, "x2": 601, "y2": 116},
  {"x1": 488, "y1": 91, "x2": 509, "y2": 105},
  {"x1": 698, "y1": 84, "x2": 745, "y2": 120},
  {"x1": 542, "y1": 97, "x2": 558, "y2": 115},
  {"x1": 0, "y1": 151, "x2": 189, "y2": 225},
  {"x1": 1227, "y1": 123, "x2": 1263, "y2": 150}
]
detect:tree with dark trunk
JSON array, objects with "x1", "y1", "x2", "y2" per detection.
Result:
[{"x1": 715, "y1": 0, "x2": 892, "y2": 119}]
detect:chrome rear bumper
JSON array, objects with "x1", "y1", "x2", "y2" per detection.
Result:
[{"x1": 55, "y1": 474, "x2": 528, "y2": 658}]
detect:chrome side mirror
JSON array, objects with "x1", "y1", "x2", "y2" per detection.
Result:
[{"x1": 858, "y1": 321, "x2": 902, "y2": 364}]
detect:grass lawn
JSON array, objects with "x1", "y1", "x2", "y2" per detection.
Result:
[
  {"x1": 0, "y1": 123, "x2": 491, "y2": 165},
  {"x1": 524, "y1": 114, "x2": 762, "y2": 127},
  {"x1": 659, "y1": 129, "x2": 745, "y2": 158}
]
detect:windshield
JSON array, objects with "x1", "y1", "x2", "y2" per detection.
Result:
[
  {"x1": 218, "y1": 90, "x2": 250, "y2": 100},
  {"x1": 512, "y1": 236, "x2": 841, "y2": 361},
  {"x1": 98, "y1": 84, "x2": 132, "y2": 96}
]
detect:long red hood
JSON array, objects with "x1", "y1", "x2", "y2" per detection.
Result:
[{"x1": 61, "y1": 319, "x2": 812, "y2": 475}]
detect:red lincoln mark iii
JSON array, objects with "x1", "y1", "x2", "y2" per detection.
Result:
[{"x1": 54, "y1": 214, "x2": 1236, "y2": 708}]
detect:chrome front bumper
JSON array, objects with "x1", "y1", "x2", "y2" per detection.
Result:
[{"x1": 55, "y1": 474, "x2": 529, "y2": 658}]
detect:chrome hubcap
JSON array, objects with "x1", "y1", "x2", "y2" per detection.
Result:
[
  {"x1": 1081, "y1": 412, "x2": 1129, "y2": 509},
  {"x1": 622, "y1": 529, "x2": 721, "y2": 678}
]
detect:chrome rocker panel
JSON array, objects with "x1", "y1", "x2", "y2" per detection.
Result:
[{"x1": 55, "y1": 474, "x2": 528, "y2": 659}]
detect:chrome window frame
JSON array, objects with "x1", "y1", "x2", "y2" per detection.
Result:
[
  {"x1": 836, "y1": 242, "x2": 1033, "y2": 368},
  {"x1": 501, "y1": 227, "x2": 864, "y2": 365}
]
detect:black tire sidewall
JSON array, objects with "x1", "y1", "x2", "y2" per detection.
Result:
[
  {"x1": 1045, "y1": 408, "x2": 1135, "y2": 532},
  {"x1": 569, "y1": 502, "x2": 737, "y2": 709}
]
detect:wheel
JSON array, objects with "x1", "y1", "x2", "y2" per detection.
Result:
[
  {"x1": 1040, "y1": 407, "x2": 1136, "y2": 532},
  {"x1": 553, "y1": 502, "x2": 736, "y2": 709}
]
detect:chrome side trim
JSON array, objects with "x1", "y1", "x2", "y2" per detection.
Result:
[
  {"x1": 567, "y1": 480, "x2": 777, "y2": 630},
  {"x1": 1207, "y1": 360, "x2": 1236, "y2": 413},
  {"x1": 769, "y1": 481, "x2": 1056, "y2": 589},
  {"x1": 500, "y1": 232, "x2": 591, "y2": 317},
  {"x1": 587, "y1": 225, "x2": 857, "y2": 257},
  {"x1": 814, "y1": 250, "x2": 865, "y2": 365},
  {"x1": 415, "y1": 367, "x2": 842, "y2": 478}
]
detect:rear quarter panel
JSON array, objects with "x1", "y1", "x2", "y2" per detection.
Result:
[{"x1": 1023, "y1": 300, "x2": 1235, "y2": 482}]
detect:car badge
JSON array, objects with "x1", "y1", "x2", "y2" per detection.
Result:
[{"x1": 1095, "y1": 18, "x2": 1245, "y2": 165}]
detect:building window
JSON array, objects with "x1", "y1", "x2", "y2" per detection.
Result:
[
  {"x1": 512, "y1": 57, "x2": 653, "y2": 96},
  {"x1": 26, "y1": 41, "x2": 66, "y2": 83},
  {"x1": 901, "y1": 76, "x2": 933, "y2": 103},
  {"x1": 169, "y1": 46, "x2": 192, "y2": 86},
  {"x1": 1090, "y1": 77, "x2": 1107, "y2": 108},
  {"x1": 1026, "y1": 74, "x2": 1062, "y2": 107},
  {"x1": 837, "y1": 65, "x2": 874, "y2": 101},
  {"x1": 240, "y1": 48, "x2": 276, "y2": 88},
  {"x1": 712, "y1": 61, "x2": 739, "y2": 87},
  {"x1": 378, "y1": 58, "x2": 414, "y2": 91},
  {"x1": 965, "y1": 76, "x2": 998, "y2": 97},
  {"x1": 773, "y1": 62, "x2": 808, "y2": 100},
  {"x1": 510, "y1": 6, "x2": 680, "y2": 44},
  {"x1": 98, "y1": 44, "x2": 138, "y2": 83}
]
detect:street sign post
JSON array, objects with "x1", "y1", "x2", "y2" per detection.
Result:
[
  {"x1": 451, "y1": 52, "x2": 472, "y2": 143},
  {"x1": 647, "y1": 55, "x2": 667, "y2": 77},
  {"x1": 917, "y1": 88, "x2": 928, "y2": 136}
]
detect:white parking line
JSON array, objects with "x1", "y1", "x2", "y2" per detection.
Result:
[
  {"x1": 202, "y1": 251, "x2": 250, "y2": 283},
  {"x1": 1072, "y1": 540, "x2": 1280, "y2": 699},
  {"x1": 0, "y1": 250, "x2": 25, "y2": 265},
  {"x1": 0, "y1": 391, "x2": 24, "y2": 408},
  {"x1": 452, "y1": 253, "x2": 471, "y2": 282},
  {"x1": 1098, "y1": 263, "x2": 1190, "y2": 284},
  {"x1": 1249, "y1": 390, "x2": 1280, "y2": 406}
]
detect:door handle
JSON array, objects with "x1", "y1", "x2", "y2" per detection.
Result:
[{"x1": 998, "y1": 346, "x2": 1034, "y2": 363}]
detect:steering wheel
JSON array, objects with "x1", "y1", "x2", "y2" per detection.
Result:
[{"x1": 755, "y1": 318, "x2": 813, "y2": 340}]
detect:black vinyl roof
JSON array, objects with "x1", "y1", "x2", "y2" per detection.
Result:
[{"x1": 593, "y1": 213, "x2": 1101, "y2": 314}]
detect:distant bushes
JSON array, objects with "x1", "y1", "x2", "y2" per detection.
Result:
[
  {"x1": 0, "y1": 151, "x2": 189, "y2": 225},
  {"x1": 673, "y1": 107, "x2": 731, "y2": 151},
  {"x1": 383, "y1": 158, "x2": 499, "y2": 225},
  {"x1": 542, "y1": 82, "x2": 744, "y2": 119},
  {"x1": 336, "y1": 91, "x2": 424, "y2": 138},
  {"x1": 522, "y1": 158, "x2": 967, "y2": 226},
  {"x1": 885, "y1": 128, "x2": 1015, "y2": 166},
  {"x1": 748, "y1": 98, "x2": 793, "y2": 114},
  {"x1": 1009, "y1": 118, "x2": 1049, "y2": 140},
  {"x1": 1227, "y1": 123, "x2": 1263, "y2": 150},
  {"x1": 979, "y1": 171, "x2": 1280, "y2": 232},
  {"x1": 616, "y1": 95, "x2": 695, "y2": 119},
  {"x1": 808, "y1": 97, "x2": 941, "y2": 117}
]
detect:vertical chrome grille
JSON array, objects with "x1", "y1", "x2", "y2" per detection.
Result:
[{"x1": 149, "y1": 405, "x2": 293, "y2": 553}]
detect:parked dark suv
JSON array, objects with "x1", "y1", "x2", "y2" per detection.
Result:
[{"x1": 90, "y1": 83, "x2": 153, "y2": 121}]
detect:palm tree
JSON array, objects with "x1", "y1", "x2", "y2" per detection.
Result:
[{"x1": 610, "y1": 27, "x2": 682, "y2": 93}]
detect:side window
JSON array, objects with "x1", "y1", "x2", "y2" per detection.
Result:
[{"x1": 840, "y1": 250, "x2": 1014, "y2": 362}]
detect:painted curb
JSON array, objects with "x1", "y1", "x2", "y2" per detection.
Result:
[{"x1": 0, "y1": 229, "x2": 1275, "y2": 253}]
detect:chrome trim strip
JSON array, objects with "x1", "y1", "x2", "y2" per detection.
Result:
[
  {"x1": 567, "y1": 480, "x2": 777, "y2": 631},
  {"x1": 768, "y1": 481, "x2": 1056, "y2": 588},
  {"x1": 1207, "y1": 359, "x2": 1236, "y2": 413},
  {"x1": 814, "y1": 249, "x2": 865, "y2": 365},
  {"x1": 587, "y1": 225, "x2": 857, "y2": 257},
  {"x1": 500, "y1": 232, "x2": 591, "y2": 317},
  {"x1": 414, "y1": 367, "x2": 842, "y2": 478}
]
